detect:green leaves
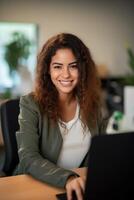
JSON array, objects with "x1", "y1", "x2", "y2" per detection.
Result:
[
  {"x1": 120, "y1": 47, "x2": 134, "y2": 86},
  {"x1": 127, "y1": 47, "x2": 134, "y2": 72},
  {"x1": 4, "y1": 32, "x2": 31, "y2": 73}
]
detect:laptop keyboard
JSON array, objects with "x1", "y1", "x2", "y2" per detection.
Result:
[{"x1": 56, "y1": 192, "x2": 78, "y2": 200}]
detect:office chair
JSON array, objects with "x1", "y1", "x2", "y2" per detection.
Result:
[{"x1": 0, "y1": 98, "x2": 20, "y2": 176}]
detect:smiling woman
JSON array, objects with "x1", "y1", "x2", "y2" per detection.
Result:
[
  {"x1": 50, "y1": 48, "x2": 79, "y2": 97},
  {"x1": 15, "y1": 33, "x2": 106, "y2": 200}
]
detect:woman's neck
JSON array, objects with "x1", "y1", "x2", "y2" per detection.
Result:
[
  {"x1": 58, "y1": 94, "x2": 77, "y2": 122},
  {"x1": 58, "y1": 93, "x2": 75, "y2": 105}
]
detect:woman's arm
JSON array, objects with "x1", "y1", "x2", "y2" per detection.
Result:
[{"x1": 16, "y1": 94, "x2": 78, "y2": 188}]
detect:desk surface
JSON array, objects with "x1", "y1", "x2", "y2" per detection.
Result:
[{"x1": 0, "y1": 168, "x2": 86, "y2": 200}]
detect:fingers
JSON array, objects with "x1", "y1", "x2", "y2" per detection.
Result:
[
  {"x1": 66, "y1": 185, "x2": 74, "y2": 200},
  {"x1": 74, "y1": 183, "x2": 83, "y2": 200},
  {"x1": 66, "y1": 177, "x2": 86, "y2": 200},
  {"x1": 66, "y1": 180, "x2": 83, "y2": 200},
  {"x1": 78, "y1": 176, "x2": 86, "y2": 192}
]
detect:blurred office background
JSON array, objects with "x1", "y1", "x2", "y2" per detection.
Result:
[{"x1": 0, "y1": 0, "x2": 134, "y2": 161}]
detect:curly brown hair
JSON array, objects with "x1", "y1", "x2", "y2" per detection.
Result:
[{"x1": 33, "y1": 33, "x2": 101, "y2": 127}]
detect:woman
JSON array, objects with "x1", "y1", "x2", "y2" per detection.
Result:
[{"x1": 16, "y1": 33, "x2": 106, "y2": 200}]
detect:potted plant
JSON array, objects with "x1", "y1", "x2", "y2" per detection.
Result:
[{"x1": 4, "y1": 31, "x2": 31, "y2": 75}]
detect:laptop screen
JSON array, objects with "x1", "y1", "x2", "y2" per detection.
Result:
[{"x1": 84, "y1": 132, "x2": 134, "y2": 200}]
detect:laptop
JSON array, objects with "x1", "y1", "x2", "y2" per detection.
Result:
[{"x1": 56, "y1": 132, "x2": 134, "y2": 200}]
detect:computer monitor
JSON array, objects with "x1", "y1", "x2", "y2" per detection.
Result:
[{"x1": 124, "y1": 86, "x2": 134, "y2": 130}]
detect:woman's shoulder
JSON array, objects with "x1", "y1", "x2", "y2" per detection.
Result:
[
  {"x1": 20, "y1": 92, "x2": 40, "y2": 111},
  {"x1": 20, "y1": 92, "x2": 35, "y2": 103}
]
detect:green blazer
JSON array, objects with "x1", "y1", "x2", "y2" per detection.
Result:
[{"x1": 15, "y1": 94, "x2": 106, "y2": 188}]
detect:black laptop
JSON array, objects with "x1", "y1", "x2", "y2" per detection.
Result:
[{"x1": 56, "y1": 132, "x2": 134, "y2": 200}]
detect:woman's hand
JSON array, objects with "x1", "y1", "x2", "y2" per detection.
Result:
[{"x1": 65, "y1": 175, "x2": 86, "y2": 200}]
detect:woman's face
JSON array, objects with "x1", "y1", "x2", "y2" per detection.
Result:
[{"x1": 50, "y1": 48, "x2": 79, "y2": 97}]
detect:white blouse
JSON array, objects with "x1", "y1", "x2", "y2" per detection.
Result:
[{"x1": 57, "y1": 104, "x2": 91, "y2": 169}]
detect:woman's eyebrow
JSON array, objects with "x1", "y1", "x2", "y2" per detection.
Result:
[
  {"x1": 52, "y1": 61, "x2": 77, "y2": 66},
  {"x1": 52, "y1": 62, "x2": 63, "y2": 65},
  {"x1": 68, "y1": 61, "x2": 77, "y2": 66}
]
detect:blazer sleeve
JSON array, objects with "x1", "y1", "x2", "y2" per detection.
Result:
[{"x1": 16, "y1": 94, "x2": 78, "y2": 188}]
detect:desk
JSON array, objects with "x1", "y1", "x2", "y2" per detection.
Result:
[{"x1": 0, "y1": 168, "x2": 87, "y2": 200}]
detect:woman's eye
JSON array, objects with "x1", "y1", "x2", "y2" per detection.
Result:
[
  {"x1": 53, "y1": 65, "x2": 61, "y2": 69},
  {"x1": 70, "y1": 64, "x2": 77, "y2": 69}
]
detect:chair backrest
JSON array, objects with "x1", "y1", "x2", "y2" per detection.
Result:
[{"x1": 0, "y1": 98, "x2": 20, "y2": 175}]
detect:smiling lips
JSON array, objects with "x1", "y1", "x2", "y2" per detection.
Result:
[{"x1": 59, "y1": 80, "x2": 73, "y2": 87}]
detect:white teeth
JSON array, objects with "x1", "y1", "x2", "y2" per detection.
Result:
[
  {"x1": 60, "y1": 80, "x2": 71, "y2": 83},
  {"x1": 59, "y1": 80, "x2": 72, "y2": 86}
]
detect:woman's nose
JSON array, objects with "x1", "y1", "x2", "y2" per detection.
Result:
[{"x1": 61, "y1": 67, "x2": 70, "y2": 78}]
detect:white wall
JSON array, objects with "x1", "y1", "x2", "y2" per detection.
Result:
[{"x1": 0, "y1": 0, "x2": 134, "y2": 76}]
